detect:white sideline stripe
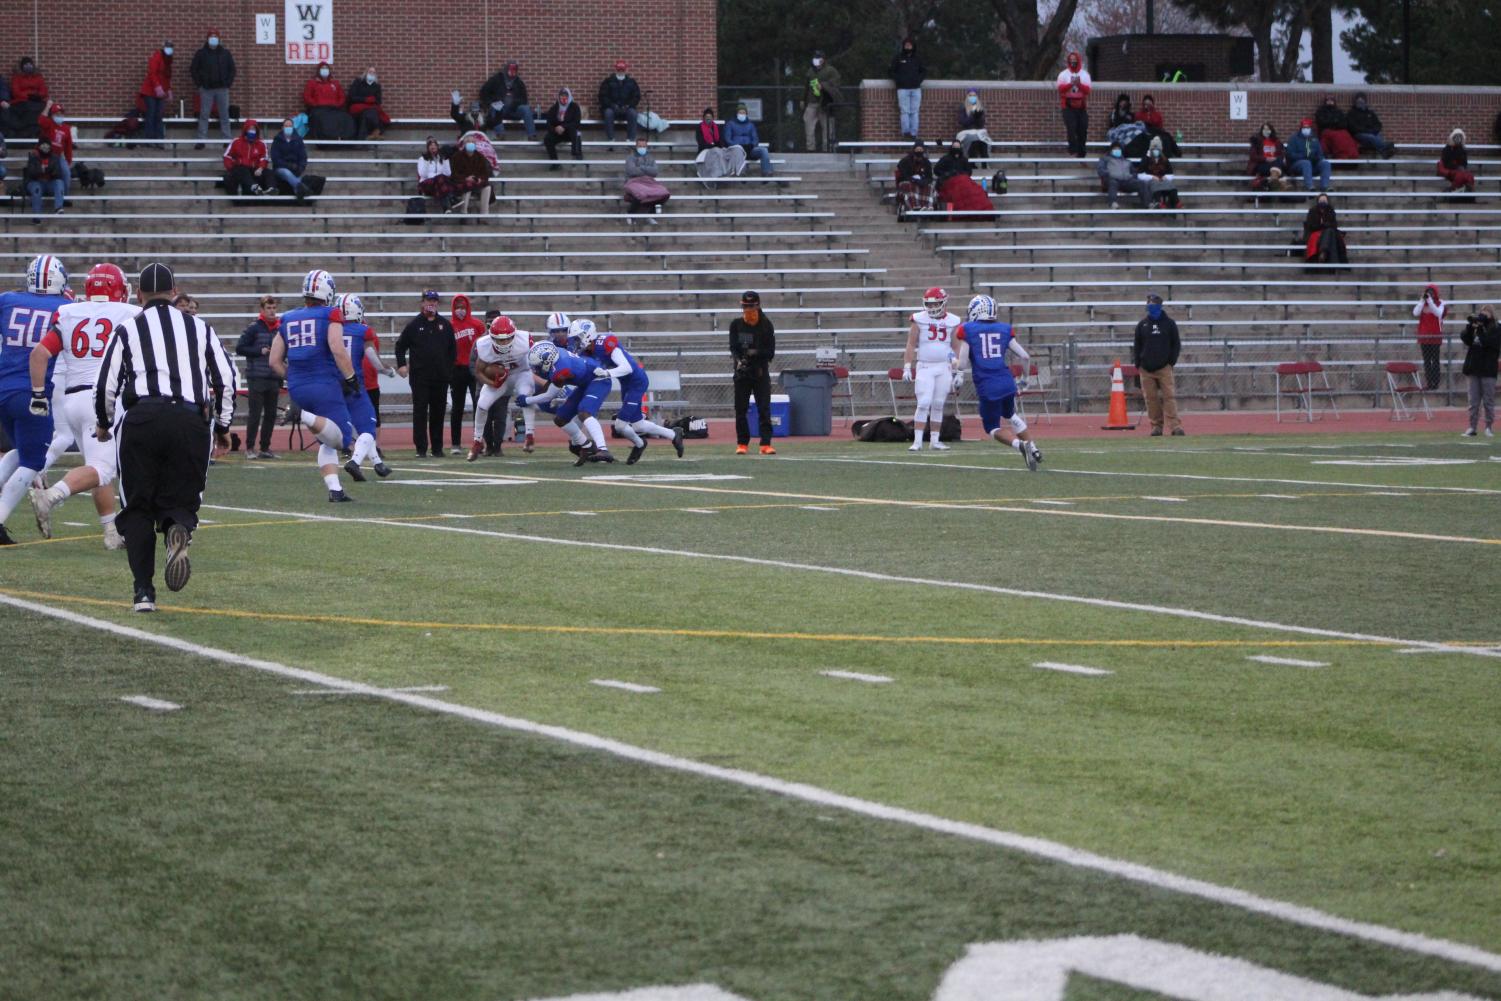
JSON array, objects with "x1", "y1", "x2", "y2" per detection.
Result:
[
  {"x1": 201, "y1": 503, "x2": 1501, "y2": 661},
  {"x1": 1141, "y1": 496, "x2": 1187, "y2": 503},
  {"x1": 567, "y1": 511, "x2": 599, "y2": 516},
  {"x1": 1364, "y1": 491, "x2": 1412, "y2": 497},
  {"x1": 1033, "y1": 661, "x2": 1113, "y2": 677},
  {"x1": 1031, "y1": 499, "x2": 1074, "y2": 506},
  {"x1": 1257, "y1": 494, "x2": 1300, "y2": 499},
  {"x1": 590, "y1": 679, "x2": 662, "y2": 694},
  {"x1": 800, "y1": 505, "x2": 839, "y2": 511},
  {"x1": 681, "y1": 508, "x2": 719, "y2": 515},
  {"x1": 1246, "y1": 655, "x2": 1330, "y2": 669},
  {"x1": 5, "y1": 590, "x2": 1499, "y2": 975},
  {"x1": 290, "y1": 685, "x2": 450, "y2": 696},
  {"x1": 120, "y1": 695, "x2": 182, "y2": 711},
  {"x1": 819, "y1": 670, "x2": 894, "y2": 684}
]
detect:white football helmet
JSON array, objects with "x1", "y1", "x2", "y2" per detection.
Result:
[
  {"x1": 26, "y1": 255, "x2": 68, "y2": 296},
  {"x1": 334, "y1": 293, "x2": 364, "y2": 324},
  {"x1": 967, "y1": 294, "x2": 997, "y2": 322},
  {"x1": 302, "y1": 268, "x2": 336, "y2": 303},
  {"x1": 922, "y1": 285, "x2": 948, "y2": 319},
  {"x1": 528, "y1": 341, "x2": 559, "y2": 375},
  {"x1": 545, "y1": 311, "x2": 571, "y2": 334},
  {"x1": 569, "y1": 318, "x2": 599, "y2": 351}
]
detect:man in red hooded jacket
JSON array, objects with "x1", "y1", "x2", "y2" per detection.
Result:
[
  {"x1": 1055, "y1": 51, "x2": 1091, "y2": 158},
  {"x1": 37, "y1": 100, "x2": 73, "y2": 201},
  {"x1": 138, "y1": 41, "x2": 174, "y2": 144},
  {"x1": 449, "y1": 294, "x2": 484, "y2": 454},
  {"x1": 223, "y1": 119, "x2": 271, "y2": 195}
]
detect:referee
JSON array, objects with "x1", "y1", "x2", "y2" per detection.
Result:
[{"x1": 95, "y1": 263, "x2": 238, "y2": 612}]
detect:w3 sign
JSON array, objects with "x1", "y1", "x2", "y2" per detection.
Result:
[{"x1": 520, "y1": 937, "x2": 1483, "y2": 1001}]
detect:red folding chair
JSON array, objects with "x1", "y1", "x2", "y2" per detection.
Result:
[
  {"x1": 1385, "y1": 361, "x2": 1433, "y2": 421},
  {"x1": 887, "y1": 367, "x2": 915, "y2": 414},
  {"x1": 1275, "y1": 360, "x2": 1340, "y2": 423},
  {"x1": 1009, "y1": 363, "x2": 1053, "y2": 423},
  {"x1": 831, "y1": 365, "x2": 854, "y2": 423}
]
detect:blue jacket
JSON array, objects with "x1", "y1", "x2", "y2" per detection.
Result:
[
  {"x1": 1285, "y1": 131, "x2": 1325, "y2": 164},
  {"x1": 271, "y1": 130, "x2": 307, "y2": 174},
  {"x1": 723, "y1": 116, "x2": 760, "y2": 148}
]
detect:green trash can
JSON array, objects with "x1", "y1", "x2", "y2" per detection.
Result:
[{"x1": 781, "y1": 368, "x2": 836, "y2": 436}]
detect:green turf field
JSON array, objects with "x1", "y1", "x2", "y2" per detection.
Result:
[{"x1": 2, "y1": 431, "x2": 1498, "y2": 999}]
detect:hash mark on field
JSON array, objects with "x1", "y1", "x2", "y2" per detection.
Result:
[
  {"x1": 1033, "y1": 661, "x2": 1113, "y2": 677},
  {"x1": 800, "y1": 505, "x2": 839, "y2": 511},
  {"x1": 1031, "y1": 499, "x2": 1074, "y2": 506},
  {"x1": 567, "y1": 511, "x2": 599, "y2": 517},
  {"x1": 819, "y1": 670, "x2": 894, "y2": 684},
  {"x1": 1364, "y1": 491, "x2": 1411, "y2": 497},
  {"x1": 290, "y1": 685, "x2": 450, "y2": 696},
  {"x1": 1247, "y1": 654, "x2": 1329, "y2": 669},
  {"x1": 1141, "y1": 496, "x2": 1187, "y2": 503},
  {"x1": 1257, "y1": 494, "x2": 1299, "y2": 500},
  {"x1": 590, "y1": 679, "x2": 661, "y2": 694},
  {"x1": 120, "y1": 695, "x2": 182, "y2": 711},
  {"x1": 682, "y1": 508, "x2": 718, "y2": 515}
]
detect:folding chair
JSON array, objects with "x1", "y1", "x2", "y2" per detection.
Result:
[
  {"x1": 1275, "y1": 360, "x2": 1340, "y2": 423},
  {"x1": 1385, "y1": 361, "x2": 1433, "y2": 421},
  {"x1": 830, "y1": 365, "x2": 854, "y2": 423},
  {"x1": 886, "y1": 367, "x2": 915, "y2": 414},
  {"x1": 1010, "y1": 363, "x2": 1054, "y2": 424}
]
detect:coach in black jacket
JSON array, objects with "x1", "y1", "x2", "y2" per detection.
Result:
[
  {"x1": 395, "y1": 290, "x2": 456, "y2": 456},
  {"x1": 729, "y1": 290, "x2": 776, "y2": 453},
  {"x1": 1132, "y1": 292, "x2": 1184, "y2": 437}
]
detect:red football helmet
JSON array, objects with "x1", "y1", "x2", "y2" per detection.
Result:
[
  {"x1": 85, "y1": 262, "x2": 129, "y2": 302},
  {"x1": 922, "y1": 286, "x2": 949, "y2": 319},
  {"x1": 489, "y1": 314, "x2": 517, "y2": 346}
]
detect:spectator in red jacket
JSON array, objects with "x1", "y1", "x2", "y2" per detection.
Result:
[
  {"x1": 304, "y1": 62, "x2": 355, "y2": 139},
  {"x1": 1314, "y1": 94, "x2": 1360, "y2": 160},
  {"x1": 449, "y1": 294, "x2": 484, "y2": 453},
  {"x1": 1055, "y1": 51, "x2": 1091, "y2": 157},
  {"x1": 37, "y1": 100, "x2": 73, "y2": 201},
  {"x1": 8, "y1": 56, "x2": 47, "y2": 138},
  {"x1": 1134, "y1": 93, "x2": 1179, "y2": 156},
  {"x1": 1247, "y1": 122, "x2": 1288, "y2": 190},
  {"x1": 1439, "y1": 128, "x2": 1476, "y2": 193},
  {"x1": 138, "y1": 41, "x2": 174, "y2": 144},
  {"x1": 1413, "y1": 283, "x2": 1447, "y2": 390},
  {"x1": 303, "y1": 62, "x2": 344, "y2": 108},
  {"x1": 222, "y1": 118, "x2": 271, "y2": 196}
]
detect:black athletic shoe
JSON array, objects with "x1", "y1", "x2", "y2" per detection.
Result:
[
  {"x1": 343, "y1": 458, "x2": 367, "y2": 482},
  {"x1": 329, "y1": 489, "x2": 355, "y2": 503},
  {"x1": 672, "y1": 427, "x2": 685, "y2": 458},
  {"x1": 568, "y1": 442, "x2": 583, "y2": 456},
  {"x1": 591, "y1": 449, "x2": 616, "y2": 464},
  {"x1": 415, "y1": 450, "x2": 428, "y2": 458},
  {"x1": 0, "y1": 523, "x2": 15, "y2": 546},
  {"x1": 133, "y1": 587, "x2": 157, "y2": 613},
  {"x1": 373, "y1": 461, "x2": 392, "y2": 478},
  {"x1": 574, "y1": 444, "x2": 596, "y2": 467},
  {"x1": 626, "y1": 442, "x2": 647, "y2": 465},
  {"x1": 163, "y1": 523, "x2": 192, "y2": 592}
]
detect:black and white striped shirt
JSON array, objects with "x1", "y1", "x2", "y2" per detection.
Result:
[{"x1": 95, "y1": 300, "x2": 239, "y2": 430}]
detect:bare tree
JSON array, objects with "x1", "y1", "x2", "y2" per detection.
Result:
[{"x1": 990, "y1": 0, "x2": 1083, "y2": 78}]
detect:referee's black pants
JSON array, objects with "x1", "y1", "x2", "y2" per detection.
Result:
[
  {"x1": 117, "y1": 400, "x2": 211, "y2": 594},
  {"x1": 733, "y1": 366, "x2": 774, "y2": 446},
  {"x1": 409, "y1": 376, "x2": 448, "y2": 456}
]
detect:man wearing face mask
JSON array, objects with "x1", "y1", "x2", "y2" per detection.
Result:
[
  {"x1": 1285, "y1": 118, "x2": 1331, "y2": 193},
  {"x1": 597, "y1": 60, "x2": 641, "y2": 143},
  {"x1": 191, "y1": 29, "x2": 235, "y2": 148},
  {"x1": 9, "y1": 58, "x2": 48, "y2": 139},
  {"x1": 1132, "y1": 293, "x2": 1184, "y2": 437},
  {"x1": 802, "y1": 51, "x2": 842, "y2": 153},
  {"x1": 222, "y1": 119, "x2": 271, "y2": 196},
  {"x1": 271, "y1": 117, "x2": 311, "y2": 199},
  {"x1": 37, "y1": 101, "x2": 73, "y2": 203},
  {"x1": 346, "y1": 67, "x2": 391, "y2": 141},
  {"x1": 1096, "y1": 141, "x2": 1144, "y2": 209},
  {"x1": 449, "y1": 134, "x2": 493, "y2": 214},
  {"x1": 479, "y1": 61, "x2": 536, "y2": 141},
  {"x1": 723, "y1": 103, "x2": 773, "y2": 177},
  {"x1": 395, "y1": 290, "x2": 457, "y2": 458},
  {"x1": 730, "y1": 291, "x2": 777, "y2": 455},
  {"x1": 544, "y1": 88, "x2": 584, "y2": 163},
  {"x1": 890, "y1": 37, "x2": 925, "y2": 139},
  {"x1": 1055, "y1": 51, "x2": 1091, "y2": 158},
  {"x1": 23, "y1": 136, "x2": 66, "y2": 218},
  {"x1": 138, "y1": 41, "x2": 174, "y2": 145},
  {"x1": 895, "y1": 140, "x2": 935, "y2": 218},
  {"x1": 1345, "y1": 93, "x2": 1392, "y2": 159}
]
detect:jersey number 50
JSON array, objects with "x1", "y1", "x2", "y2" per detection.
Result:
[{"x1": 4, "y1": 308, "x2": 52, "y2": 348}]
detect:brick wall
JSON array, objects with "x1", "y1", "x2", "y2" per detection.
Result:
[
  {"x1": 862, "y1": 80, "x2": 1501, "y2": 148},
  {"x1": 21, "y1": 0, "x2": 716, "y2": 122},
  {"x1": 1087, "y1": 34, "x2": 1251, "y2": 83}
]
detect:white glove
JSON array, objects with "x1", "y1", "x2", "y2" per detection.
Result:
[
  {"x1": 450, "y1": 89, "x2": 462, "y2": 105},
  {"x1": 901, "y1": 365, "x2": 913, "y2": 381},
  {"x1": 382, "y1": 366, "x2": 397, "y2": 378},
  {"x1": 593, "y1": 368, "x2": 612, "y2": 379},
  {"x1": 1015, "y1": 376, "x2": 1030, "y2": 392},
  {"x1": 490, "y1": 100, "x2": 505, "y2": 111},
  {"x1": 951, "y1": 371, "x2": 964, "y2": 391}
]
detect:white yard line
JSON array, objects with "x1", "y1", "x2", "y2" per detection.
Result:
[
  {"x1": 290, "y1": 684, "x2": 450, "y2": 696},
  {"x1": 1033, "y1": 662, "x2": 1113, "y2": 677},
  {"x1": 819, "y1": 670, "x2": 894, "y2": 684},
  {"x1": 1246, "y1": 655, "x2": 1330, "y2": 669},
  {"x1": 119, "y1": 695, "x2": 182, "y2": 711},
  {"x1": 1031, "y1": 499, "x2": 1075, "y2": 506},
  {"x1": 681, "y1": 509, "x2": 719, "y2": 515},
  {"x1": 6, "y1": 589, "x2": 1499, "y2": 975},
  {"x1": 201, "y1": 503, "x2": 1501, "y2": 661},
  {"x1": 799, "y1": 505, "x2": 840, "y2": 512},
  {"x1": 1140, "y1": 496, "x2": 1187, "y2": 503},
  {"x1": 590, "y1": 679, "x2": 662, "y2": 694}
]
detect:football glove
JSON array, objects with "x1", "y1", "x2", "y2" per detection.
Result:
[
  {"x1": 28, "y1": 391, "x2": 49, "y2": 417},
  {"x1": 951, "y1": 372, "x2": 964, "y2": 391},
  {"x1": 593, "y1": 368, "x2": 611, "y2": 380},
  {"x1": 341, "y1": 373, "x2": 360, "y2": 397},
  {"x1": 1015, "y1": 376, "x2": 1030, "y2": 392},
  {"x1": 515, "y1": 394, "x2": 529, "y2": 407},
  {"x1": 901, "y1": 365, "x2": 913, "y2": 381}
]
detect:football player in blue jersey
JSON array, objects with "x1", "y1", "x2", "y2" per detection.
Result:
[
  {"x1": 524, "y1": 340, "x2": 615, "y2": 465},
  {"x1": 575, "y1": 318, "x2": 684, "y2": 464},
  {"x1": 0, "y1": 255, "x2": 70, "y2": 544},
  {"x1": 267, "y1": 269, "x2": 364, "y2": 501},
  {"x1": 954, "y1": 295, "x2": 1042, "y2": 471},
  {"x1": 333, "y1": 293, "x2": 394, "y2": 480}
]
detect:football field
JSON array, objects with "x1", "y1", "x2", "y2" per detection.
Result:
[{"x1": 3, "y1": 431, "x2": 1499, "y2": 1000}]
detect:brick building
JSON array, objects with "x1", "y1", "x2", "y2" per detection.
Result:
[
  {"x1": 14, "y1": 0, "x2": 716, "y2": 121},
  {"x1": 1085, "y1": 34, "x2": 1255, "y2": 83}
]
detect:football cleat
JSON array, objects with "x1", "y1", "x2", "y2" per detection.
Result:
[
  {"x1": 373, "y1": 460, "x2": 392, "y2": 478},
  {"x1": 163, "y1": 523, "x2": 192, "y2": 592},
  {"x1": 591, "y1": 449, "x2": 616, "y2": 464},
  {"x1": 931, "y1": 441, "x2": 951, "y2": 451},
  {"x1": 735, "y1": 444, "x2": 749, "y2": 454},
  {"x1": 329, "y1": 489, "x2": 354, "y2": 502},
  {"x1": 908, "y1": 442, "x2": 923, "y2": 452},
  {"x1": 672, "y1": 427, "x2": 685, "y2": 458},
  {"x1": 574, "y1": 443, "x2": 596, "y2": 467},
  {"x1": 568, "y1": 441, "x2": 583, "y2": 456},
  {"x1": 759, "y1": 444, "x2": 777, "y2": 455},
  {"x1": 523, "y1": 433, "x2": 535, "y2": 453},
  {"x1": 626, "y1": 442, "x2": 647, "y2": 465},
  {"x1": 28, "y1": 486, "x2": 53, "y2": 539},
  {"x1": 466, "y1": 441, "x2": 485, "y2": 463},
  {"x1": 1024, "y1": 444, "x2": 1040, "y2": 472},
  {"x1": 0, "y1": 523, "x2": 15, "y2": 546},
  {"x1": 343, "y1": 458, "x2": 367, "y2": 482}
]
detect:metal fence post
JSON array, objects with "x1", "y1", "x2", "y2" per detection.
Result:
[{"x1": 1066, "y1": 335, "x2": 1078, "y2": 413}]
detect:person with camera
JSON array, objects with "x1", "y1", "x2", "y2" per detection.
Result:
[
  {"x1": 1412, "y1": 284, "x2": 1447, "y2": 390},
  {"x1": 730, "y1": 290, "x2": 776, "y2": 455},
  {"x1": 1460, "y1": 305, "x2": 1499, "y2": 438}
]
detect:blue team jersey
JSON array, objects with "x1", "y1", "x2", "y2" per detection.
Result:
[
  {"x1": 280, "y1": 304, "x2": 343, "y2": 381},
  {"x1": 957, "y1": 320, "x2": 1018, "y2": 398},
  {"x1": 341, "y1": 321, "x2": 375, "y2": 392},
  {"x1": 589, "y1": 335, "x2": 646, "y2": 385},
  {"x1": 541, "y1": 347, "x2": 600, "y2": 388},
  {"x1": 0, "y1": 290, "x2": 67, "y2": 395}
]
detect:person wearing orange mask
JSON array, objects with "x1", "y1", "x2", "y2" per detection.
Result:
[{"x1": 729, "y1": 290, "x2": 776, "y2": 454}]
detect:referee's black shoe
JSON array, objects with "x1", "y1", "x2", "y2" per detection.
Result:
[
  {"x1": 329, "y1": 489, "x2": 354, "y2": 503},
  {"x1": 343, "y1": 458, "x2": 367, "y2": 482},
  {"x1": 0, "y1": 523, "x2": 15, "y2": 546},
  {"x1": 164, "y1": 524, "x2": 192, "y2": 592}
]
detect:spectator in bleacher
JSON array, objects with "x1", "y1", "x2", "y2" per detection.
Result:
[
  {"x1": 1301, "y1": 193, "x2": 1347, "y2": 268},
  {"x1": 1285, "y1": 119, "x2": 1332, "y2": 193},
  {"x1": 37, "y1": 101, "x2": 73, "y2": 203},
  {"x1": 23, "y1": 136, "x2": 66, "y2": 218},
  {"x1": 725, "y1": 103, "x2": 773, "y2": 177},
  {"x1": 623, "y1": 136, "x2": 670, "y2": 216},
  {"x1": 449, "y1": 295, "x2": 483, "y2": 453},
  {"x1": 448, "y1": 134, "x2": 493, "y2": 214},
  {"x1": 237, "y1": 295, "x2": 283, "y2": 459},
  {"x1": 8, "y1": 57, "x2": 47, "y2": 139},
  {"x1": 450, "y1": 92, "x2": 488, "y2": 137},
  {"x1": 598, "y1": 60, "x2": 641, "y2": 143},
  {"x1": 1109, "y1": 94, "x2": 1133, "y2": 130},
  {"x1": 480, "y1": 62, "x2": 535, "y2": 140},
  {"x1": 1345, "y1": 93, "x2": 1392, "y2": 158},
  {"x1": 802, "y1": 51, "x2": 842, "y2": 153},
  {"x1": 1096, "y1": 141, "x2": 1144, "y2": 209},
  {"x1": 1460, "y1": 305, "x2": 1499, "y2": 437},
  {"x1": 543, "y1": 88, "x2": 584, "y2": 164},
  {"x1": 934, "y1": 139, "x2": 990, "y2": 214},
  {"x1": 271, "y1": 117, "x2": 312, "y2": 199},
  {"x1": 1313, "y1": 95, "x2": 1359, "y2": 161},
  {"x1": 1055, "y1": 51, "x2": 1091, "y2": 158},
  {"x1": 1135, "y1": 94, "x2": 1179, "y2": 157},
  {"x1": 1413, "y1": 284, "x2": 1447, "y2": 390},
  {"x1": 1247, "y1": 122, "x2": 1289, "y2": 190},
  {"x1": 1438, "y1": 128, "x2": 1476, "y2": 194},
  {"x1": 190, "y1": 29, "x2": 235, "y2": 148},
  {"x1": 0, "y1": 75, "x2": 11, "y2": 137},
  {"x1": 138, "y1": 41, "x2": 174, "y2": 145},
  {"x1": 417, "y1": 136, "x2": 454, "y2": 206},
  {"x1": 304, "y1": 62, "x2": 355, "y2": 140},
  {"x1": 222, "y1": 118, "x2": 271, "y2": 196},
  {"x1": 695, "y1": 107, "x2": 745, "y2": 180},
  {"x1": 895, "y1": 140, "x2": 935, "y2": 217},
  {"x1": 955, "y1": 88, "x2": 988, "y2": 160},
  {"x1": 173, "y1": 294, "x2": 199, "y2": 315},
  {"x1": 889, "y1": 37, "x2": 925, "y2": 139},
  {"x1": 346, "y1": 67, "x2": 391, "y2": 141},
  {"x1": 1133, "y1": 293, "x2": 1184, "y2": 436},
  {"x1": 1136, "y1": 138, "x2": 1179, "y2": 209},
  {"x1": 396, "y1": 289, "x2": 457, "y2": 458}
]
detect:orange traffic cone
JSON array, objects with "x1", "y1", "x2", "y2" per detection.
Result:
[{"x1": 1102, "y1": 358, "x2": 1137, "y2": 430}]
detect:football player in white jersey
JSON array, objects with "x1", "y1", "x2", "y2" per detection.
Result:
[
  {"x1": 26, "y1": 263, "x2": 139, "y2": 547},
  {"x1": 902, "y1": 285, "x2": 962, "y2": 451},
  {"x1": 467, "y1": 315, "x2": 536, "y2": 461}
]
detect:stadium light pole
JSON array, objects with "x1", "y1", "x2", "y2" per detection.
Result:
[{"x1": 1402, "y1": 0, "x2": 1410, "y2": 83}]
